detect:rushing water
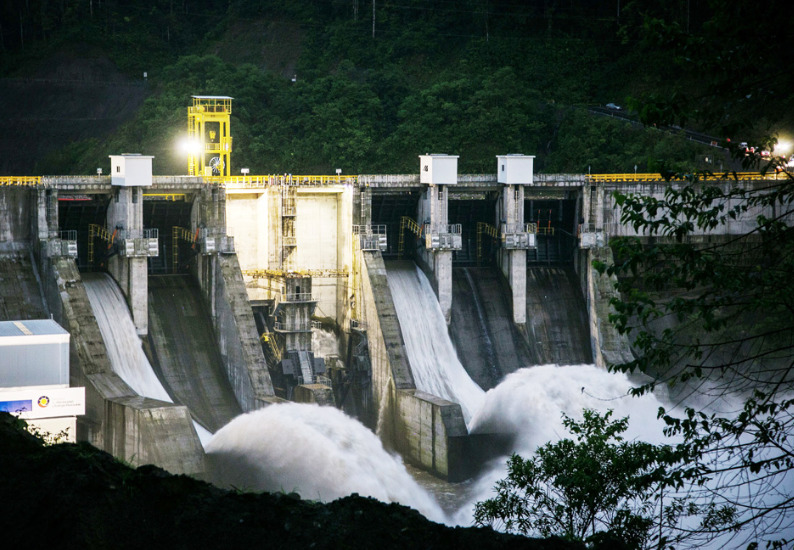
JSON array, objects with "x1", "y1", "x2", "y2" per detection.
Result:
[
  {"x1": 386, "y1": 264, "x2": 486, "y2": 425},
  {"x1": 84, "y1": 273, "x2": 217, "y2": 446},
  {"x1": 83, "y1": 273, "x2": 172, "y2": 403},
  {"x1": 205, "y1": 403, "x2": 446, "y2": 523},
  {"x1": 87, "y1": 262, "x2": 787, "y2": 545}
]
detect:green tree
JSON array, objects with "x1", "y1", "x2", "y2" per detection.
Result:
[
  {"x1": 594, "y1": 1, "x2": 794, "y2": 546},
  {"x1": 597, "y1": 162, "x2": 794, "y2": 548},
  {"x1": 474, "y1": 410, "x2": 675, "y2": 548}
]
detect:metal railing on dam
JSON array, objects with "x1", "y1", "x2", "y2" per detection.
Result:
[{"x1": 0, "y1": 172, "x2": 784, "y2": 189}]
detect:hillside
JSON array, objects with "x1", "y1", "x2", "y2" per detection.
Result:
[
  {"x1": 0, "y1": 54, "x2": 149, "y2": 175},
  {"x1": 0, "y1": 1, "x2": 790, "y2": 176}
]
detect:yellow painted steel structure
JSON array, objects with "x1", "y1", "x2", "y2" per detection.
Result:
[
  {"x1": 476, "y1": 222, "x2": 499, "y2": 266},
  {"x1": 87, "y1": 224, "x2": 115, "y2": 265},
  {"x1": 187, "y1": 96, "x2": 233, "y2": 177},
  {"x1": 0, "y1": 176, "x2": 41, "y2": 186},
  {"x1": 172, "y1": 226, "x2": 199, "y2": 273},
  {"x1": 397, "y1": 216, "x2": 423, "y2": 260},
  {"x1": 243, "y1": 268, "x2": 348, "y2": 279},
  {"x1": 143, "y1": 193, "x2": 186, "y2": 201},
  {"x1": 584, "y1": 172, "x2": 776, "y2": 183}
]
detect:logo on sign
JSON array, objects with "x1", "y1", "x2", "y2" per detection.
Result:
[{"x1": 37, "y1": 396, "x2": 50, "y2": 408}]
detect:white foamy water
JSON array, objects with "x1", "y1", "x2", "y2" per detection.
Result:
[
  {"x1": 387, "y1": 264, "x2": 486, "y2": 424},
  {"x1": 453, "y1": 364, "x2": 668, "y2": 525},
  {"x1": 312, "y1": 327, "x2": 340, "y2": 359},
  {"x1": 205, "y1": 403, "x2": 445, "y2": 523},
  {"x1": 193, "y1": 421, "x2": 214, "y2": 447},
  {"x1": 83, "y1": 274, "x2": 172, "y2": 403}
]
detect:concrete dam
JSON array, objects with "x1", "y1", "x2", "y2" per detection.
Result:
[{"x1": 0, "y1": 156, "x2": 773, "y2": 492}]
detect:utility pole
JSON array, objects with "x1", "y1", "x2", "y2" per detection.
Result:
[{"x1": 372, "y1": 0, "x2": 375, "y2": 38}]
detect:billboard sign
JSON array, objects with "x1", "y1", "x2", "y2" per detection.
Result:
[{"x1": 0, "y1": 387, "x2": 85, "y2": 419}]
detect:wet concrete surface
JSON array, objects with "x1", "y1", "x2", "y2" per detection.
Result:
[
  {"x1": 523, "y1": 265, "x2": 592, "y2": 367},
  {"x1": 0, "y1": 252, "x2": 47, "y2": 321},
  {"x1": 450, "y1": 267, "x2": 532, "y2": 390},
  {"x1": 146, "y1": 275, "x2": 242, "y2": 433},
  {"x1": 451, "y1": 265, "x2": 593, "y2": 390}
]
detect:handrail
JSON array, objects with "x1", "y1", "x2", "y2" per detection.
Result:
[
  {"x1": 0, "y1": 172, "x2": 783, "y2": 188},
  {"x1": 585, "y1": 171, "x2": 777, "y2": 183},
  {"x1": 214, "y1": 174, "x2": 358, "y2": 188},
  {"x1": 0, "y1": 176, "x2": 41, "y2": 186}
]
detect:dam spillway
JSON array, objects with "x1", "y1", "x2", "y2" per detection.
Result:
[
  {"x1": 3, "y1": 166, "x2": 776, "y2": 491},
  {"x1": 386, "y1": 261, "x2": 485, "y2": 425},
  {"x1": 147, "y1": 275, "x2": 242, "y2": 433},
  {"x1": 450, "y1": 266, "x2": 532, "y2": 390},
  {"x1": 83, "y1": 273, "x2": 171, "y2": 403}
]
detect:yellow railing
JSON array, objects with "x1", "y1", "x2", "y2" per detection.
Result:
[
  {"x1": 0, "y1": 172, "x2": 782, "y2": 188},
  {"x1": 398, "y1": 216, "x2": 423, "y2": 259},
  {"x1": 143, "y1": 193, "x2": 186, "y2": 201},
  {"x1": 212, "y1": 174, "x2": 358, "y2": 188},
  {"x1": 585, "y1": 172, "x2": 777, "y2": 183},
  {"x1": 0, "y1": 176, "x2": 41, "y2": 186},
  {"x1": 87, "y1": 224, "x2": 116, "y2": 264}
]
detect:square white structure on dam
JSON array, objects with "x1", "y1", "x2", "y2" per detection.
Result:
[
  {"x1": 109, "y1": 154, "x2": 154, "y2": 187},
  {"x1": 419, "y1": 154, "x2": 459, "y2": 185},
  {"x1": 497, "y1": 154, "x2": 535, "y2": 185}
]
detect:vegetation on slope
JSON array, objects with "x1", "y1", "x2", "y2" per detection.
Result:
[
  {"x1": 0, "y1": 0, "x2": 724, "y2": 176},
  {"x1": 0, "y1": 412, "x2": 585, "y2": 550}
]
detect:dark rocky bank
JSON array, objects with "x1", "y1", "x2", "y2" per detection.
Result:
[{"x1": 0, "y1": 412, "x2": 587, "y2": 550}]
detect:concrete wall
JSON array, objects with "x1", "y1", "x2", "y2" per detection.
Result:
[
  {"x1": 191, "y1": 185, "x2": 276, "y2": 410},
  {"x1": 0, "y1": 187, "x2": 34, "y2": 252},
  {"x1": 359, "y1": 251, "x2": 468, "y2": 480},
  {"x1": 392, "y1": 389, "x2": 467, "y2": 480},
  {"x1": 599, "y1": 180, "x2": 789, "y2": 238},
  {"x1": 42, "y1": 255, "x2": 204, "y2": 475},
  {"x1": 195, "y1": 252, "x2": 276, "y2": 411},
  {"x1": 105, "y1": 395, "x2": 204, "y2": 473},
  {"x1": 295, "y1": 190, "x2": 341, "y2": 321},
  {"x1": 575, "y1": 247, "x2": 633, "y2": 368},
  {"x1": 226, "y1": 191, "x2": 270, "y2": 274}
]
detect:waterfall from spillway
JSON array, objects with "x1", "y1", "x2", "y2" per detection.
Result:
[
  {"x1": 200, "y1": 260, "x2": 788, "y2": 546},
  {"x1": 205, "y1": 403, "x2": 446, "y2": 523},
  {"x1": 386, "y1": 263, "x2": 486, "y2": 424},
  {"x1": 84, "y1": 274, "x2": 212, "y2": 445},
  {"x1": 83, "y1": 273, "x2": 171, "y2": 403}
]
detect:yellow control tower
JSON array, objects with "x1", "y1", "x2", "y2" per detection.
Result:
[{"x1": 187, "y1": 95, "x2": 233, "y2": 176}]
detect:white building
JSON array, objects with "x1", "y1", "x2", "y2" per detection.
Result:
[{"x1": 0, "y1": 319, "x2": 85, "y2": 442}]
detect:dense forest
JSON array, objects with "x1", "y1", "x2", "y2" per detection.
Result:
[{"x1": 0, "y1": 0, "x2": 790, "y2": 175}]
